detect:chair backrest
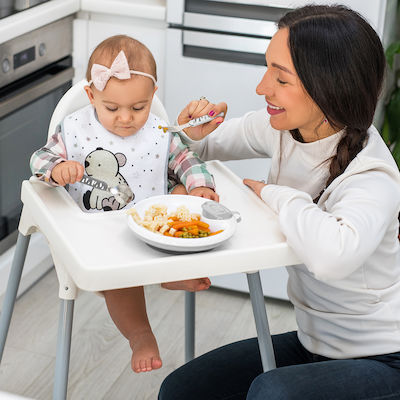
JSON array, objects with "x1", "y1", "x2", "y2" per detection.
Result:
[{"x1": 48, "y1": 79, "x2": 170, "y2": 139}]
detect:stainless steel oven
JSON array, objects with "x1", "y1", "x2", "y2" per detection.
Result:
[{"x1": 0, "y1": 16, "x2": 74, "y2": 254}]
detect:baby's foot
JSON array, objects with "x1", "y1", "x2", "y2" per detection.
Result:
[
  {"x1": 129, "y1": 330, "x2": 162, "y2": 373},
  {"x1": 161, "y1": 278, "x2": 211, "y2": 292}
]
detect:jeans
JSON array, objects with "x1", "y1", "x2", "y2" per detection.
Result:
[{"x1": 158, "y1": 331, "x2": 400, "y2": 400}]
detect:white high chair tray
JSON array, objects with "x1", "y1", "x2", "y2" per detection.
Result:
[{"x1": 21, "y1": 161, "x2": 301, "y2": 292}]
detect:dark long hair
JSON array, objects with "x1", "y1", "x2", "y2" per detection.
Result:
[{"x1": 278, "y1": 5, "x2": 386, "y2": 195}]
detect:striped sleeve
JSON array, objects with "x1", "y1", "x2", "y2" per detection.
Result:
[
  {"x1": 29, "y1": 124, "x2": 67, "y2": 186},
  {"x1": 168, "y1": 132, "x2": 215, "y2": 193}
]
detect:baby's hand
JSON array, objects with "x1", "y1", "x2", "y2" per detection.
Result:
[
  {"x1": 189, "y1": 187, "x2": 219, "y2": 201},
  {"x1": 51, "y1": 161, "x2": 84, "y2": 186}
]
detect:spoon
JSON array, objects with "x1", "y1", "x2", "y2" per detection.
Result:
[
  {"x1": 159, "y1": 112, "x2": 224, "y2": 133},
  {"x1": 80, "y1": 175, "x2": 134, "y2": 206}
]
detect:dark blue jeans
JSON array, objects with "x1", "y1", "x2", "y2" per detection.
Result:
[{"x1": 158, "y1": 331, "x2": 400, "y2": 400}]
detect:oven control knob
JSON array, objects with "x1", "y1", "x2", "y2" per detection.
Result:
[
  {"x1": 39, "y1": 43, "x2": 46, "y2": 57},
  {"x1": 2, "y1": 58, "x2": 10, "y2": 73}
]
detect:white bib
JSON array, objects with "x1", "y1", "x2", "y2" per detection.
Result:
[{"x1": 62, "y1": 105, "x2": 170, "y2": 212}]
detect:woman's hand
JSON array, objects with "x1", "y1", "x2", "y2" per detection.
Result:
[
  {"x1": 51, "y1": 161, "x2": 84, "y2": 186},
  {"x1": 177, "y1": 98, "x2": 227, "y2": 141},
  {"x1": 243, "y1": 178, "x2": 266, "y2": 198}
]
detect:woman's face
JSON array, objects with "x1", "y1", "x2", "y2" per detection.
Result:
[{"x1": 256, "y1": 28, "x2": 331, "y2": 142}]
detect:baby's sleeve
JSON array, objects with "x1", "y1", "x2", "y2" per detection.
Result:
[
  {"x1": 168, "y1": 132, "x2": 215, "y2": 193},
  {"x1": 30, "y1": 123, "x2": 67, "y2": 186}
]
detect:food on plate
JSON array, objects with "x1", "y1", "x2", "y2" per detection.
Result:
[{"x1": 127, "y1": 204, "x2": 223, "y2": 238}]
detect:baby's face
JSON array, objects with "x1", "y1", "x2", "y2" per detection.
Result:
[{"x1": 85, "y1": 76, "x2": 157, "y2": 137}]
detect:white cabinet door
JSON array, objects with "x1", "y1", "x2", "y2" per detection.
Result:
[{"x1": 74, "y1": 16, "x2": 167, "y2": 101}]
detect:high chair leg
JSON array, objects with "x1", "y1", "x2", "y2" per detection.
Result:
[
  {"x1": 0, "y1": 233, "x2": 30, "y2": 363},
  {"x1": 53, "y1": 299, "x2": 74, "y2": 400},
  {"x1": 185, "y1": 291, "x2": 195, "y2": 363},
  {"x1": 247, "y1": 271, "x2": 276, "y2": 372}
]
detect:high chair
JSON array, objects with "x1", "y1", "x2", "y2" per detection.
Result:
[
  {"x1": 0, "y1": 79, "x2": 300, "y2": 400},
  {"x1": 0, "y1": 79, "x2": 197, "y2": 399}
]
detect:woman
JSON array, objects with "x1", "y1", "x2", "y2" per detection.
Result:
[{"x1": 159, "y1": 4, "x2": 400, "y2": 400}]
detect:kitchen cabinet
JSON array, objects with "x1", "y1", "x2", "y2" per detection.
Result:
[{"x1": 73, "y1": 11, "x2": 167, "y2": 101}]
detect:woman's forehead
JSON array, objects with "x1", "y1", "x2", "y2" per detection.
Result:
[{"x1": 266, "y1": 28, "x2": 294, "y2": 72}]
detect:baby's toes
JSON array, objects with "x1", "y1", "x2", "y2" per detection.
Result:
[
  {"x1": 139, "y1": 358, "x2": 151, "y2": 372},
  {"x1": 152, "y1": 356, "x2": 162, "y2": 370}
]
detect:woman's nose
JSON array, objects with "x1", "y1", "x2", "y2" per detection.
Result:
[{"x1": 256, "y1": 70, "x2": 273, "y2": 97}]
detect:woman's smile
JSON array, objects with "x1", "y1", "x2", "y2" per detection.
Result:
[{"x1": 266, "y1": 101, "x2": 285, "y2": 116}]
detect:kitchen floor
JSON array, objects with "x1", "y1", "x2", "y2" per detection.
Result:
[{"x1": 0, "y1": 269, "x2": 297, "y2": 400}]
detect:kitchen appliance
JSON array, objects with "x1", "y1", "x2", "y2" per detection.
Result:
[
  {"x1": 165, "y1": 0, "x2": 396, "y2": 300},
  {"x1": 0, "y1": 16, "x2": 73, "y2": 258},
  {"x1": 0, "y1": 0, "x2": 49, "y2": 19}
]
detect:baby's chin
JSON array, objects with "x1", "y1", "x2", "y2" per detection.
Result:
[{"x1": 111, "y1": 127, "x2": 140, "y2": 137}]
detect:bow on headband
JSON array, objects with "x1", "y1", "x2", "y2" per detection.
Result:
[{"x1": 89, "y1": 50, "x2": 157, "y2": 91}]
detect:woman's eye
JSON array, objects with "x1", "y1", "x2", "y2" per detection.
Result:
[{"x1": 277, "y1": 78, "x2": 287, "y2": 85}]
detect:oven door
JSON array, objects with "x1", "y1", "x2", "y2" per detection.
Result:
[{"x1": 0, "y1": 56, "x2": 73, "y2": 253}]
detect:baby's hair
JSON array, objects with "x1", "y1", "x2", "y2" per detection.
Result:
[{"x1": 86, "y1": 35, "x2": 157, "y2": 84}]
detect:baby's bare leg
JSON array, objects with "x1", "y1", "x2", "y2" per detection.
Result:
[
  {"x1": 103, "y1": 287, "x2": 162, "y2": 373},
  {"x1": 168, "y1": 185, "x2": 211, "y2": 291}
]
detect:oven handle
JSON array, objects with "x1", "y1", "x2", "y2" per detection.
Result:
[
  {"x1": 182, "y1": 30, "x2": 269, "y2": 66},
  {"x1": 0, "y1": 66, "x2": 74, "y2": 119}
]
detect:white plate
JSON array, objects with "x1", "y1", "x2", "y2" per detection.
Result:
[{"x1": 126, "y1": 195, "x2": 238, "y2": 253}]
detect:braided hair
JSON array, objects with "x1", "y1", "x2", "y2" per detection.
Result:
[{"x1": 278, "y1": 5, "x2": 385, "y2": 199}]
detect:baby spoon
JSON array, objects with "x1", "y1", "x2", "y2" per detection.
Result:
[
  {"x1": 80, "y1": 175, "x2": 134, "y2": 206},
  {"x1": 159, "y1": 112, "x2": 224, "y2": 133}
]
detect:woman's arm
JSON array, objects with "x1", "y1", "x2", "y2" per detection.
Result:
[
  {"x1": 261, "y1": 169, "x2": 400, "y2": 281},
  {"x1": 179, "y1": 108, "x2": 276, "y2": 162}
]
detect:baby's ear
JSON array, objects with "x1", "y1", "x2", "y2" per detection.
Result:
[{"x1": 84, "y1": 86, "x2": 95, "y2": 104}]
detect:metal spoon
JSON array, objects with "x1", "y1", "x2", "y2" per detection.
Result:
[
  {"x1": 159, "y1": 112, "x2": 225, "y2": 133},
  {"x1": 80, "y1": 175, "x2": 134, "y2": 206}
]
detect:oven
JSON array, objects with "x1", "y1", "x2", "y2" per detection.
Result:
[{"x1": 0, "y1": 15, "x2": 74, "y2": 255}]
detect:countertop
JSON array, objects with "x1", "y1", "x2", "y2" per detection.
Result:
[
  {"x1": 80, "y1": 0, "x2": 166, "y2": 21},
  {"x1": 0, "y1": 0, "x2": 166, "y2": 44},
  {"x1": 0, "y1": 0, "x2": 79, "y2": 45}
]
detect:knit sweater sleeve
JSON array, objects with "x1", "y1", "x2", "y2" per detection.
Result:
[
  {"x1": 29, "y1": 123, "x2": 67, "y2": 186},
  {"x1": 260, "y1": 169, "x2": 400, "y2": 281},
  {"x1": 178, "y1": 108, "x2": 276, "y2": 161}
]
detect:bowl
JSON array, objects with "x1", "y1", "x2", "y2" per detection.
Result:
[{"x1": 126, "y1": 195, "x2": 239, "y2": 253}]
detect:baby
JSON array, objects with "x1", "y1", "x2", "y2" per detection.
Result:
[{"x1": 30, "y1": 35, "x2": 219, "y2": 373}]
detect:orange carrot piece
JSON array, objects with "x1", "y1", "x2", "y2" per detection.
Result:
[
  {"x1": 209, "y1": 229, "x2": 224, "y2": 236},
  {"x1": 187, "y1": 228, "x2": 199, "y2": 236},
  {"x1": 174, "y1": 231, "x2": 184, "y2": 237},
  {"x1": 171, "y1": 221, "x2": 197, "y2": 230},
  {"x1": 195, "y1": 220, "x2": 209, "y2": 229}
]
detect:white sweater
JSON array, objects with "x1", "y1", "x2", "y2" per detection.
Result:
[{"x1": 181, "y1": 108, "x2": 400, "y2": 359}]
